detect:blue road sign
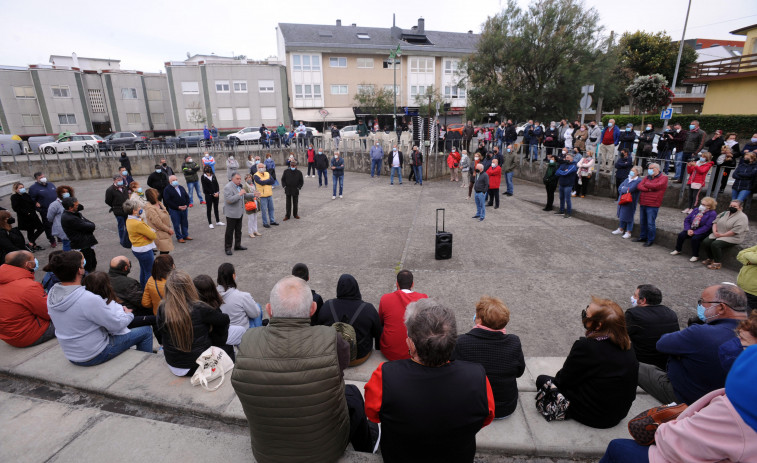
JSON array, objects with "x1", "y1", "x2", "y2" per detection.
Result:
[{"x1": 661, "y1": 108, "x2": 673, "y2": 120}]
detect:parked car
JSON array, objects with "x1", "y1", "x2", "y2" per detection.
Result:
[
  {"x1": 446, "y1": 123, "x2": 482, "y2": 136},
  {"x1": 227, "y1": 127, "x2": 262, "y2": 145},
  {"x1": 40, "y1": 134, "x2": 105, "y2": 154},
  {"x1": 104, "y1": 131, "x2": 148, "y2": 149},
  {"x1": 306, "y1": 126, "x2": 321, "y2": 136},
  {"x1": 339, "y1": 125, "x2": 358, "y2": 138},
  {"x1": 166, "y1": 130, "x2": 206, "y2": 147}
]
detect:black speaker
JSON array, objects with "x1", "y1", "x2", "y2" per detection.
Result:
[{"x1": 435, "y1": 208, "x2": 452, "y2": 260}]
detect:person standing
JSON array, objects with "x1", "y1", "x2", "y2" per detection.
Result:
[
  {"x1": 462, "y1": 120, "x2": 475, "y2": 153},
  {"x1": 636, "y1": 123, "x2": 656, "y2": 167},
  {"x1": 473, "y1": 164, "x2": 489, "y2": 222},
  {"x1": 634, "y1": 163, "x2": 669, "y2": 247},
  {"x1": 142, "y1": 189, "x2": 174, "y2": 255},
  {"x1": 314, "y1": 149, "x2": 329, "y2": 188},
  {"x1": 586, "y1": 121, "x2": 601, "y2": 157},
  {"x1": 253, "y1": 163, "x2": 278, "y2": 228},
  {"x1": 118, "y1": 151, "x2": 132, "y2": 174},
  {"x1": 28, "y1": 172, "x2": 57, "y2": 248},
  {"x1": 147, "y1": 164, "x2": 169, "y2": 201},
  {"x1": 543, "y1": 154, "x2": 559, "y2": 211},
  {"x1": 331, "y1": 151, "x2": 344, "y2": 199},
  {"x1": 614, "y1": 167, "x2": 642, "y2": 239},
  {"x1": 389, "y1": 145, "x2": 403, "y2": 185},
  {"x1": 226, "y1": 155, "x2": 239, "y2": 181},
  {"x1": 60, "y1": 197, "x2": 98, "y2": 272},
  {"x1": 203, "y1": 125, "x2": 211, "y2": 145},
  {"x1": 200, "y1": 166, "x2": 224, "y2": 229},
  {"x1": 677, "y1": 120, "x2": 707, "y2": 184},
  {"x1": 330, "y1": 124, "x2": 341, "y2": 150},
  {"x1": 281, "y1": 159, "x2": 304, "y2": 221},
  {"x1": 210, "y1": 124, "x2": 218, "y2": 141},
  {"x1": 618, "y1": 123, "x2": 637, "y2": 153},
  {"x1": 10, "y1": 182, "x2": 44, "y2": 250},
  {"x1": 222, "y1": 174, "x2": 256, "y2": 255},
  {"x1": 277, "y1": 122, "x2": 287, "y2": 146},
  {"x1": 181, "y1": 155, "x2": 204, "y2": 207},
  {"x1": 614, "y1": 149, "x2": 634, "y2": 198},
  {"x1": 486, "y1": 159, "x2": 502, "y2": 209},
  {"x1": 264, "y1": 153, "x2": 277, "y2": 187},
  {"x1": 123, "y1": 200, "x2": 156, "y2": 289},
  {"x1": 357, "y1": 119, "x2": 369, "y2": 150},
  {"x1": 305, "y1": 144, "x2": 316, "y2": 178},
  {"x1": 369, "y1": 141, "x2": 384, "y2": 178},
  {"x1": 555, "y1": 153, "x2": 578, "y2": 218},
  {"x1": 162, "y1": 176, "x2": 191, "y2": 243},
  {"x1": 683, "y1": 152, "x2": 714, "y2": 214},
  {"x1": 104, "y1": 174, "x2": 130, "y2": 247},
  {"x1": 575, "y1": 151, "x2": 596, "y2": 198},
  {"x1": 530, "y1": 121, "x2": 544, "y2": 161},
  {"x1": 411, "y1": 146, "x2": 423, "y2": 186},
  {"x1": 502, "y1": 144, "x2": 516, "y2": 196},
  {"x1": 242, "y1": 174, "x2": 261, "y2": 238},
  {"x1": 598, "y1": 119, "x2": 620, "y2": 170}
]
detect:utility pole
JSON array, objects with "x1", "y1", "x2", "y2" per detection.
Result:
[
  {"x1": 663, "y1": 0, "x2": 692, "y2": 130},
  {"x1": 389, "y1": 44, "x2": 401, "y2": 131}
]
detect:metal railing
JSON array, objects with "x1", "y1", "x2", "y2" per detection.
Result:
[{"x1": 685, "y1": 52, "x2": 757, "y2": 82}]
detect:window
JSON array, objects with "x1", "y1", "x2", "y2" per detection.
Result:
[
  {"x1": 312, "y1": 55, "x2": 321, "y2": 71},
  {"x1": 357, "y1": 58, "x2": 374, "y2": 69},
  {"x1": 410, "y1": 85, "x2": 428, "y2": 97},
  {"x1": 304, "y1": 85, "x2": 313, "y2": 98},
  {"x1": 52, "y1": 85, "x2": 70, "y2": 98},
  {"x1": 233, "y1": 81, "x2": 247, "y2": 93},
  {"x1": 121, "y1": 88, "x2": 138, "y2": 99},
  {"x1": 672, "y1": 105, "x2": 683, "y2": 114},
  {"x1": 236, "y1": 107, "x2": 251, "y2": 120},
  {"x1": 88, "y1": 89, "x2": 106, "y2": 113},
  {"x1": 444, "y1": 86, "x2": 466, "y2": 99},
  {"x1": 151, "y1": 113, "x2": 166, "y2": 124},
  {"x1": 126, "y1": 113, "x2": 141, "y2": 124},
  {"x1": 293, "y1": 54, "x2": 320, "y2": 71},
  {"x1": 295, "y1": 84, "x2": 320, "y2": 99},
  {"x1": 329, "y1": 57, "x2": 347, "y2": 68},
  {"x1": 215, "y1": 81, "x2": 230, "y2": 93},
  {"x1": 13, "y1": 86, "x2": 35, "y2": 99},
  {"x1": 147, "y1": 89, "x2": 162, "y2": 100},
  {"x1": 444, "y1": 60, "x2": 459, "y2": 74},
  {"x1": 293, "y1": 55, "x2": 301, "y2": 71},
  {"x1": 620, "y1": 105, "x2": 631, "y2": 115},
  {"x1": 218, "y1": 107, "x2": 234, "y2": 121},
  {"x1": 302, "y1": 55, "x2": 311, "y2": 71},
  {"x1": 357, "y1": 33, "x2": 370, "y2": 40},
  {"x1": 331, "y1": 84, "x2": 348, "y2": 95},
  {"x1": 357, "y1": 84, "x2": 374, "y2": 94},
  {"x1": 258, "y1": 80, "x2": 274, "y2": 93},
  {"x1": 314, "y1": 84, "x2": 322, "y2": 98},
  {"x1": 260, "y1": 107, "x2": 277, "y2": 120},
  {"x1": 295, "y1": 84, "x2": 303, "y2": 98},
  {"x1": 181, "y1": 81, "x2": 199, "y2": 94},
  {"x1": 21, "y1": 114, "x2": 42, "y2": 126},
  {"x1": 383, "y1": 85, "x2": 400, "y2": 94},
  {"x1": 57, "y1": 113, "x2": 77, "y2": 125},
  {"x1": 410, "y1": 58, "x2": 434, "y2": 73}
]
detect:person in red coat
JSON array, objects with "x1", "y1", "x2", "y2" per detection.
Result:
[
  {"x1": 447, "y1": 148, "x2": 462, "y2": 182},
  {"x1": 378, "y1": 270, "x2": 428, "y2": 361},
  {"x1": 683, "y1": 152, "x2": 714, "y2": 213},
  {"x1": 486, "y1": 159, "x2": 502, "y2": 209},
  {"x1": 634, "y1": 163, "x2": 669, "y2": 247},
  {"x1": 305, "y1": 145, "x2": 316, "y2": 178},
  {"x1": 0, "y1": 250, "x2": 55, "y2": 347}
]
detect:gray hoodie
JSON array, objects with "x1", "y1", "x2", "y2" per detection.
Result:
[
  {"x1": 217, "y1": 285, "x2": 260, "y2": 328},
  {"x1": 47, "y1": 284, "x2": 133, "y2": 362}
]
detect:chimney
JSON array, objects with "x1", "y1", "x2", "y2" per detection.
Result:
[
  {"x1": 418, "y1": 17, "x2": 425, "y2": 34},
  {"x1": 468, "y1": 30, "x2": 473, "y2": 34},
  {"x1": 351, "y1": 23, "x2": 356, "y2": 27},
  {"x1": 336, "y1": 19, "x2": 341, "y2": 26},
  {"x1": 71, "y1": 52, "x2": 79, "y2": 68}
]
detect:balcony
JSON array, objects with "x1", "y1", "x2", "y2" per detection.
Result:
[{"x1": 684, "y1": 53, "x2": 757, "y2": 83}]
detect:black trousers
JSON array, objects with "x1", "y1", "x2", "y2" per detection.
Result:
[
  {"x1": 224, "y1": 216, "x2": 243, "y2": 249},
  {"x1": 81, "y1": 247, "x2": 97, "y2": 272},
  {"x1": 285, "y1": 194, "x2": 299, "y2": 218},
  {"x1": 578, "y1": 177, "x2": 592, "y2": 196},
  {"x1": 346, "y1": 384, "x2": 374, "y2": 453},
  {"x1": 487, "y1": 188, "x2": 500, "y2": 207},
  {"x1": 675, "y1": 230, "x2": 707, "y2": 256},
  {"x1": 206, "y1": 195, "x2": 220, "y2": 224},
  {"x1": 307, "y1": 162, "x2": 316, "y2": 176},
  {"x1": 40, "y1": 211, "x2": 54, "y2": 243},
  {"x1": 545, "y1": 182, "x2": 557, "y2": 209},
  {"x1": 23, "y1": 225, "x2": 44, "y2": 246}
]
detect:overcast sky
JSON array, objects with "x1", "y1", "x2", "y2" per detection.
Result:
[{"x1": 4, "y1": 0, "x2": 756, "y2": 73}]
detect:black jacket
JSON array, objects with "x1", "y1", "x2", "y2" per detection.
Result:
[
  {"x1": 200, "y1": 174, "x2": 220, "y2": 196},
  {"x1": 105, "y1": 185, "x2": 130, "y2": 217},
  {"x1": 452, "y1": 328, "x2": 525, "y2": 418},
  {"x1": 157, "y1": 301, "x2": 230, "y2": 373},
  {"x1": 0, "y1": 228, "x2": 28, "y2": 263},
  {"x1": 10, "y1": 193, "x2": 42, "y2": 231},
  {"x1": 411, "y1": 149, "x2": 423, "y2": 166},
  {"x1": 162, "y1": 185, "x2": 190, "y2": 211},
  {"x1": 316, "y1": 274, "x2": 381, "y2": 359},
  {"x1": 119, "y1": 154, "x2": 132, "y2": 172},
  {"x1": 388, "y1": 150, "x2": 403, "y2": 169},
  {"x1": 625, "y1": 304, "x2": 679, "y2": 370},
  {"x1": 281, "y1": 168, "x2": 304, "y2": 196},
  {"x1": 60, "y1": 210, "x2": 98, "y2": 250},
  {"x1": 315, "y1": 152, "x2": 329, "y2": 170},
  {"x1": 147, "y1": 171, "x2": 169, "y2": 194},
  {"x1": 618, "y1": 130, "x2": 637, "y2": 152},
  {"x1": 636, "y1": 130, "x2": 656, "y2": 156},
  {"x1": 504, "y1": 124, "x2": 517, "y2": 143},
  {"x1": 108, "y1": 267, "x2": 150, "y2": 315}
]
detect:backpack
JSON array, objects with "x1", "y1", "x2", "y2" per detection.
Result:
[{"x1": 326, "y1": 300, "x2": 367, "y2": 363}]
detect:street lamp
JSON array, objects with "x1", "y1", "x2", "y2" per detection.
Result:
[{"x1": 389, "y1": 44, "x2": 402, "y2": 131}]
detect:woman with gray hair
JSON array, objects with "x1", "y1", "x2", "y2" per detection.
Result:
[{"x1": 365, "y1": 298, "x2": 495, "y2": 462}]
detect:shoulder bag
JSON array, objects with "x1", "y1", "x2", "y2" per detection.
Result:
[
  {"x1": 618, "y1": 191, "x2": 633, "y2": 205},
  {"x1": 627, "y1": 403, "x2": 687, "y2": 445},
  {"x1": 534, "y1": 380, "x2": 569, "y2": 421}
]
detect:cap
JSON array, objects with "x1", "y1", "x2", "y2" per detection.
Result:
[
  {"x1": 626, "y1": 123, "x2": 634, "y2": 128},
  {"x1": 726, "y1": 344, "x2": 757, "y2": 433}
]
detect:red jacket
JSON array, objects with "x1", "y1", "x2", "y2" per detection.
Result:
[
  {"x1": 687, "y1": 161, "x2": 714, "y2": 186},
  {"x1": 0, "y1": 264, "x2": 50, "y2": 347},
  {"x1": 306, "y1": 149, "x2": 315, "y2": 163},
  {"x1": 378, "y1": 290, "x2": 428, "y2": 361},
  {"x1": 637, "y1": 173, "x2": 669, "y2": 207},
  {"x1": 447, "y1": 151, "x2": 461, "y2": 169},
  {"x1": 486, "y1": 165, "x2": 502, "y2": 189}
]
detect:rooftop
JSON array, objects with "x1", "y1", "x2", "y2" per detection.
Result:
[{"x1": 730, "y1": 23, "x2": 757, "y2": 36}]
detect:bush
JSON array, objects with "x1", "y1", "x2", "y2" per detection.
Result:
[{"x1": 601, "y1": 114, "x2": 757, "y2": 138}]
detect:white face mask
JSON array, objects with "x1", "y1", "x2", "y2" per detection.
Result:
[
  {"x1": 630, "y1": 296, "x2": 638, "y2": 307},
  {"x1": 699, "y1": 205, "x2": 707, "y2": 212}
]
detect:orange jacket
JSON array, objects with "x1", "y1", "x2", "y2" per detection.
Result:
[{"x1": 0, "y1": 264, "x2": 50, "y2": 347}]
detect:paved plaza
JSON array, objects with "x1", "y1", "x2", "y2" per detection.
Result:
[{"x1": 13, "y1": 169, "x2": 737, "y2": 356}]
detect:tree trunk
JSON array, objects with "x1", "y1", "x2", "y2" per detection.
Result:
[{"x1": 595, "y1": 97, "x2": 604, "y2": 122}]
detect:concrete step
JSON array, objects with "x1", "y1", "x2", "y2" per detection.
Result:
[{"x1": 0, "y1": 172, "x2": 35, "y2": 198}]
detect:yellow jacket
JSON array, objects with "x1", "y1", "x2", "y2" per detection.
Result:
[
  {"x1": 737, "y1": 245, "x2": 757, "y2": 296},
  {"x1": 253, "y1": 171, "x2": 273, "y2": 198},
  {"x1": 126, "y1": 217, "x2": 157, "y2": 248},
  {"x1": 142, "y1": 276, "x2": 166, "y2": 315}
]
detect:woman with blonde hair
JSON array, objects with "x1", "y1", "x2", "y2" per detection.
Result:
[
  {"x1": 128, "y1": 181, "x2": 146, "y2": 218},
  {"x1": 156, "y1": 270, "x2": 232, "y2": 377},
  {"x1": 671, "y1": 196, "x2": 718, "y2": 262},
  {"x1": 123, "y1": 199, "x2": 156, "y2": 289}
]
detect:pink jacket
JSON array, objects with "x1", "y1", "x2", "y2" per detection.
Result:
[{"x1": 649, "y1": 388, "x2": 757, "y2": 463}]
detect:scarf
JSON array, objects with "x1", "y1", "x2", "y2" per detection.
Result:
[
  {"x1": 691, "y1": 210, "x2": 705, "y2": 229},
  {"x1": 475, "y1": 323, "x2": 507, "y2": 334}
]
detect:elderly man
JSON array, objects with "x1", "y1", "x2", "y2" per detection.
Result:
[
  {"x1": 365, "y1": 298, "x2": 495, "y2": 462},
  {"x1": 231, "y1": 276, "x2": 374, "y2": 462},
  {"x1": 638, "y1": 284, "x2": 747, "y2": 405},
  {"x1": 223, "y1": 173, "x2": 256, "y2": 255},
  {"x1": 473, "y1": 163, "x2": 489, "y2": 221},
  {"x1": 104, "y1": 173, "x2": 130, "y2": 247},
  {"x1": 162, "y1": 175, "x2": 191, "y2": 243},
  {"x1": 389, "y1": 144, "x2": 403, "y2": 185},
  {"x1": 677, "y1": 120, "x2": 707, "y2": 184},
  {"x1": 635, "y1": 163, "x2": 669, "y2": 247},
  {"x1": 108, "y1": 256, "x2": 150, "y2": 315},
  {"x1": 625, "y1": 284, "x2": 679, "y2": 370},
  {"x1": 0, "y1": 250, "x2": 54, "y2": 347},
  {"x1": 281, "y1": 159, "x2": 304, "y2": 221},
  {"x1": 369, "y1": 141, "x2": 384, "y2": 178},
  {"x1": 28, "y1": 172, "x2": 57, "y2": 248},
  {"x1": 253, "y1": 163, "x2": 277, "y2": 228},
  {"x1": 598, "y1": 118, "x2": 620, "y2": 170}
]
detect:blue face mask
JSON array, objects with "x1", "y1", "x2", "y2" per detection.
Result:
[
  {"x1": 689, "y1": 125, "x2": 695, "y2": 130},
  {"x1": 32, "y1": 258, "x2": 39, "y2": 272},
  {"x1": 62, "y1": 192, "x2": 70, "y2": 198},
  {"x1": 699, "y1": 157, "x2": 706, "y2": 162},
  {"x1": 138, "y1": 209, "x2": 143, "y2": 215},
  {"x1": 18, "y1": 188, "x2": 26, "y2": 194},
  {"x1": 155, "y1": 169, "x2": 162, "y2": 173},
  {"x1": 137, "y1": 187, "x2": 143, "y2": 193},
  {"x1": 171, "y1": 180, "x2": 179, "y2": 187},
  {"x1": 122, "y1": 171, "x2": 129, "y2": 176},
  {"x1": 718, "y1": 337, "x2": 746, "y2": 372},
  {"x1": 647, "y1": 168, "x2": 655, "y2": 176},
  {"x1": 697, "y1": 303, "x2": 718, "y2": 322},
  {"x1": 507, "y1": 148, "x2": 511, "y2": 152},
  {"x1": 626, "y1": 128, "x2": 631, "y2": 132},
  {"x1": 290, "y1": 167, "x2": 296, "y2": 170},
  {"x1": 82, "y1": 258, "x2": 87, "y2": 269}
]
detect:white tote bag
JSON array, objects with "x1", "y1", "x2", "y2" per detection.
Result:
[{"x1": 190, "y1": 346, "x2": 234, "y2": 391}]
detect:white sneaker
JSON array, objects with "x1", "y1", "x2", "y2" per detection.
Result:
[
  {"x1": 571, "y1": 192, "x2": 577, "y2": 197},
  {"x1": 332, "y1": 196, "x2": 336, "y2": 200},
  {"x1": 670, "y1": 250, "x2": 680, "y2": 255},
  {"x1": 216, "y1": 221, "x2": 225, "y2": 226},
  {"x1": 209, "y1": 224, "x2": 214, "y2": 229},
  {"x1": 690, "y1": 256, "x2": 699, "y2": 262},
  {"x1": 339, "y1": 195, "x2": 343, "y2": 198},
  {"x1": 611, "y1": 228, "x2": 623, "y2": 235},
  {"x1": 622, "y1": 232, "x2": 631, "y2": 239}
]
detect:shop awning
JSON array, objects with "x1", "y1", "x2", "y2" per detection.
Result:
[{"x1": 292, "y1": 107, "x2": 355, "y2": 122}]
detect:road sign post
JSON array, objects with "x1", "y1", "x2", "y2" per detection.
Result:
[{"x1": 579, "y1": 85, "x2": 595, "y2": 125}]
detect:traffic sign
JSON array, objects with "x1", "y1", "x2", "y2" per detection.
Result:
[
  {"x1": 580, "y1": 94, "x2": 592, "y2": 110},
  {"x1": 660, "y1": 108, "x2": 673, "y2": 120},
  {"x1": 581, "y1": 85, "x2": 595, "y2": 94}
]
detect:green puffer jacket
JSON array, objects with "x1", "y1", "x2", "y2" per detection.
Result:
[{"x1": 231, "y1": 318, "x2": 349, "y2": 463}]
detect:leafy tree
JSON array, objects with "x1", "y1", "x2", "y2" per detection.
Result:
[
  {"x1": 413, "y1": 86, "x2": 446, "y2": 120},
  {"x1": 463, "y1": 0, "x2": 605, "y2": 121},
  {"x1": 617, "y1": 31, "x2": 697, "y2": 87},
  {"x1": 186, "y1": 102, "x2": 206, "y2": 127},
  {"x1": 353, "y1": 85, "x2": 395, "y2": 116},
  {"x1": 626, "y1": 74, "x2": 674, "y2": 114}
]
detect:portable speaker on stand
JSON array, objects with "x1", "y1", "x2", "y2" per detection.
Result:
[{"x1": 435, "y1": 208, "x2": 452, "y2": 260}]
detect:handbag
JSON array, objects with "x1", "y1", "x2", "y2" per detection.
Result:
[
  {"x1": 627, "y1": 403, "x2": 687, "y2": 446},
  {"x1": 245, "y1": 200, "x2": 257, "y2": 212},
  {"x1": 691, "y1": 182, "x2": 702, "y2": 190},
  {"x1": 190, "y1": 346, "x2": 235, "y2": 391},
  {"x1": 618, "y1": 192, "x2": 633, "y2": 205},
  {"x1": 535, "y1": 380, "x2": 569, "y2": 422}
]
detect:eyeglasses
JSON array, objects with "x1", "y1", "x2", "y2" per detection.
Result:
[
  {"x1": 698, "y1": 299, "x2": 722, "y2": 307},
  {"x1": 581, "y1": 306, "x2": 595, "y2": 320}
]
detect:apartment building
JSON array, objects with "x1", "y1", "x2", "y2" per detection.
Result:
[{"x1": 276, "y1": 18, "x2": 479, "y2": 125}]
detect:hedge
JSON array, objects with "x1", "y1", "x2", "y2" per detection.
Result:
[{"x1": 600, "y1": 115, "x2": 757, "y2": 139}]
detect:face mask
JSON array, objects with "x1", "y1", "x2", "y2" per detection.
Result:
[
  {"x1": 18, "y1": 188, "x2": 26, "y2": 194},
  {"x1": 626, "y1": 128, "x2": 631, "y2": 132},
  {"x1": 171, "y1": 180, "x2": 179, "y2": 187},
  {"x1": 7, "y1": 217, "x2": 15, "y2": 225},
  {"x1": 229, "y1": 156, "x2": 234, "y2": 160},
  {"x1": 290, "y1": 166, "x2": 296, "y2": 170},
  {"x1": 629, "y1": 172, "x2": 636, "y2": 179},
  {"x1": 718, "y1": 337, "x2": 746, "y2": 372},
  {"x1": 647, "y1": 168, "x2": 655, "y2": 176},
  {"x1": 562, "y1": 152, "x2": 568, "y2": 156},
  {"x1": 155, "y1": 169, "x2": 162, "y2": 173},
  {"x1": 82, "y1": 258, "x2": 87, "y2": 269},
  {"x1": 676, "y1": 128, "x2": 681, "y2": 133},
  {"x1": 116, "y1": 180, "x2": 124, "y2": 186},
  {"x1": 646, "y1": 126, "x2": 652, "y2": 131},
  {"x1": 698, "y1": 157, "x2": 706, "y2": 162},
  {"x1": 630, "y1": 296, "x2": 638, "y2": 307},
  {"x1": 697, "y1": 303, "x2": 715, "y2": 322},
  {"x1": 607, "y1": 123, "x2": 613, "y2": 128},
  {"x1": 393, "y1": 148, "x2": 397, "y2": 152},
  {"x1": 137, "y1": 187, "x2": 143, "y2": 193},
  {"x1": 334, "y1": 155, "x2": 339, "y2": 159},
  {"x1": 32, "y1": 258, "x2": 39, "y2": 272},
  {"x1": 699, "y1": 205, "x2": 707, "y2": 212},
  {"x1": 318, "y1": 151, "x2": 322, "y2": 154},
  {"x1": 122, "y1": 171, "x2": 129, "y2": 176},
  {"x1": 258, "y1": 168, "x2": 265, "y2": 173},
  {"x1": 189, "y1": 158, "x2": 194, "y2": 163},
  {"x1": 507, "y1": 148, "x2": 511, "y2": 152},
  {"x1": 549, "y1": 160, "x2": 555, "y2": 164},
  {"x1": 752, "y1": 138, "x2": 757, "y2": 144},
  {"x1": 246, "y1": 179, "x2": 253, "y2": 184},
  {"x1": 729, "y1": 207, "x2": 738, "y2": 214},
  {"x1": 138, "y1": 209, "x2": 143, "y2": 215},
  {"x1": 39, "y1": 177, "x2": 47, "y2": 184},
  {"x1": 475, "y1": 157, "x2": 480, "y2": 161},
  {"x1": 689, "y1": 125, "x2": 695, "y2": 130}
]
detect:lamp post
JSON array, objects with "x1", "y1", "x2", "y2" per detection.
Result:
[
  {"x1": 389, "y1": 44, "x2": 401, "y2": 131},
  {"x1": 663, "y1": 0, "x2": 692, "y2": 130}
]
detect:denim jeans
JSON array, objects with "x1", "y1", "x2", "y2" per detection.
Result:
[
  {"x1": 732, "y1": 188, "x2": 752, "y2": 202},
  {"x1": 133, "y1": 249, "x2": 155, "y2": 289},
  {"x1": 639, "y1": 205, "x2": 659, "y2": 242},
  {"x1": 168, "y1": 208, "x2": 188, "y2": 240},
  {"x1": 559, "y1": 185, "x2": 573, "y2": 213},
  {"x1": 70, "y1": 326, "x2": 153, "y2": 366},
  {"x1": 474, "y1": 192, "x2": 486, "y2": 218},
  {"x1": 504, "y1": 171, "x2": 514, "y2": 194},
  {"x1": 333, "y1": 175, "x2": 344, "y2": 196},
  {"x1": 530, "y1": 143, "x2": 538, "y2": 160},
  {"x1": 371, "y1": 159, "x2": 382, "y2": 177},
  {"x1": 317, "y1": 169, "x2": 328, "y2": 186},
  {"x1": 413, "y1": 165, "x2": 423, "y2": 184},
  {"x1": 62, "y1": 239, "x2": 71, "y2": 251},
  {"x1": 115, "y1": 215, "x2": 127, "y2": 246},
  {"x1": 259, "y1": 196, "x2": 274, "y2": 225},
  {"x1": 674, "y1": 151, "x2": 683, "y2": 179},
  {"x1": 619, "y1": 220, "x2": 633, "y2": 233},
  {"x1": 598, "y1": 439, "x2": 650, "y2": 463},
  {"x1": 390, "y1": 166, "x2": 402, "y2": 184},
  {"x1": 187, "y1": 181, "x2": 204, "y2": 205}
]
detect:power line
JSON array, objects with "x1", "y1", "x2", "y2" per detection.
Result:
[{"x1": 668, "y1": 14, "x2": 757, "y2": 33}]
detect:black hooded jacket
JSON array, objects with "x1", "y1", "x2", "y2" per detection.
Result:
[{"x1": 316, "y1": 274, "x2": 382, "y2": 359}]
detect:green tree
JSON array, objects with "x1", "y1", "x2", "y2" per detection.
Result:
[
  {"x1": 413, "y1": 86, "x2": 446, "y2": 120},
  {"x1": 626, "y1": 74, "x2": 674, "y2": 114},
  {"x1": 463, "y1": 0, "x2": 605, "y2": 121},
  {"x1": 353, "y1": 85, "x2": 395, "y2": 116},
  {"x1": 617, "y1": 31, "x2": 697, "y2": 87}
]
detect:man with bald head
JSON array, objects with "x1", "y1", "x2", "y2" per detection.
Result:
[
  {"x1": 638, "y1": 284, "x2": 748, "y2": 404},
  {"x1": 0, "y1": 250, "x2": 54, "y2": 347},
  {"x1": 108, "y1": 256, "x2": 150, "y2": 315},
  {"x1": 162, "y1": 175, "x2": 191, "y2": 243}
]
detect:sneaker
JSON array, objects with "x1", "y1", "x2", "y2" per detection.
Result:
[
  {"x1": 571, "y1": 192, "x2": 576, "y2": 197},
  {"x1": 622, "y1": 232, "x2": 631, "y2": 239},
  {"x1": 612, "y1": 228, "x2": 623, "y2": 235},
  {"x1": 216, "y1": 221, "x2": 225, "y2": 226},
  {"x1": 253, "y1": 232, "x2": 262, "y2": 237},
  {"x1": 670, "y1": 250, "x2": 680, "y2": 255},
  {"x1": 690, "y1": 256, "x2": 699, "y2": 262},
  {"x1": 339, "y1": 195, "x2": 343, "y2": 198},
  {"x1": 201, "y1": 201, "x2": 206, "y2": 205},
  {"x1": 50, "y1": 241, "x2": 57, "y2": 248},
  {"x1": 209, "y1": 224, "x2": 214, "y2": 229},
  {"x1": 332, "y1": 196, "x2": 336, "y2": 200}
]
